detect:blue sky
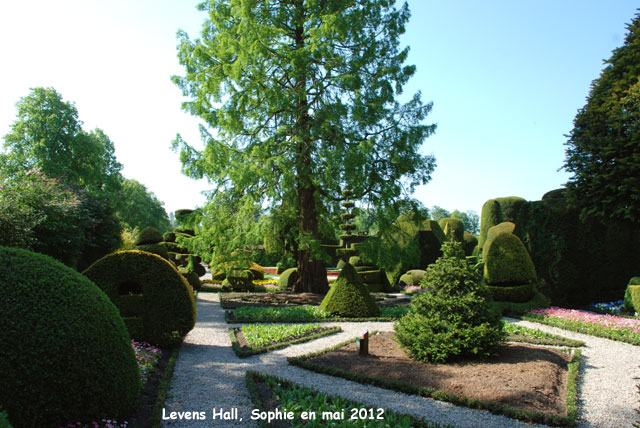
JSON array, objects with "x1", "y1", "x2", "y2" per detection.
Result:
[{"x1": 0, "y1": 1, "x2": 638, "y2": 216}]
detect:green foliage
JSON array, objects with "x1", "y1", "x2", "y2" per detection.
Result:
[
  {"x1": 83, "y1": 250, "x2": 197, "y2": 347},
  {"x1": 278, "y1": 267, "x2": 299, "y2": 291},
  {"x1": 462, "y1": 231, "x2": 478, "y2": 256},
  {"x1": 564, "y1": 12, "x2": 640, "y2": 224},
  {"x1": 399, "y1": 269, "x2": 426, "y2": 286},
  {"x1": 438, "y1": 217, "x2": 464, "y2": 242},
  {"x1": 482, "y1": 221, "x2": 515, "y2": 255},
  {"x1": 450, "y1": 209, "x2": 480, "y2": 235},
  {"x1": 483, "y1": 233, "x2": 537, "y2": 286},
  {"x1": 116, "y1": 179, "x2": 171, "y2": 233},
  {"x1": 485, "y1": 284, "x2": 534, "y2": 303},
  {"x1": 135, "y1": 226, "x2": 163, "y2": 245},
  {"x1": 395, "y1": 240, "x2": 505, "y2": 363},
  {"x1": 163, "y1": 231, "x2": 176, "y2": 242},
  {"x1": 241, "y1": 323, "x2": 324, "y2": 348},
  {"x1": 320, "y1": 263, "x2": 380, "y2": 317},
  {"x1": 135, "y1": 243, "x2": 170, "y2": 261},
  {"x1": 172, "y1": 0, "x2": 435, "y2": 293},
  {"x1": 490, "y1": 291, "x2": 550, "y2": 316},
  {"x1": 494, "y1": 197, "x2": 527, "y2": 225},
  {"x1": 232, "y1": 304, "x2": 408, "y2": 322},
  {"x1": 0, "y1": 246, "x2": 140, "y2": 428},
  {"x1": 624, "y1": 278, "x2": 640, "y2": 312},
  {"x1": 478, "y1": 199, "x2": 502, "y2": 249}
]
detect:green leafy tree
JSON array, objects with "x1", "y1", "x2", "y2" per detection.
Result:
[
  {"x1": 450, "y1": 209, "x2": 479, "y2": 235},
  {"x1": 429, "y1": 205, "x2": 450, "y2": 222},
  {"x1": 117, "y1": 179, "x2": 171, "y2": 233},
  {"x1": 173, "y1": 0, "x2": 435, "y2": 292},
  {"x1": 564, "y1": 12, "x2": 640, "y2": 223},
  {"x1": 1, "y1": 87, "x2": 125, "y2": 267}
]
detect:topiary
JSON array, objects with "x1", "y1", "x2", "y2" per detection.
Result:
[
  {"x1": 484, "y1": 233, "x2": 537, "y2": 286},
  {"x1": 83, "y1": 250, "x2": 196, "y2": 347},
  {"x1": 136, "y1": 242, "x2": 170, "y2": 260},
  {"x1": 494, "y1": 196, "x2": 527, "y2": 225},
  {"x1": 438, "y1": 218, "x2": 464, "y2": 243},
  {"x1": 624, "y1": 277, "x2": 640, "y2": 312},
  {"x1": 178, "y1": 266, "x2": 202, "y2": 291},
  {"x1": 348, "y1": 256, "x2": 362, "y2": 266},
  {"x1": 478, "y1": 199, "x2": 503, "y2": 248},
  {"x1": 163, "y1": 231, "x2": 177, "y2": 242},
  {"x1": 482, "y1": 221, "x2": 516, "y2": 256},
  {"x1": 319, "y1": 263, "x2": 380, "y2": 317},
  {"x1": 399, "y1": 269, "x2": 426, "y2": 287},
  {"x1": 135, "y1": 226, "x2": 163, "y2": 245},
  {"x1": 394, "y1": 239, "x2": 505, "y2": 363},
  {"x1": 463, "y1": 231, "x2": 478, "y2": 256},
  {"x1": 0, "y1": 246, "x2": 140, "y2": 428},
  {"x1": 223, "y1": 270, "x2": 253, "y2": 292},
  {"x1": 278, "y1": 267, "x2": 299, "y2": 291}
]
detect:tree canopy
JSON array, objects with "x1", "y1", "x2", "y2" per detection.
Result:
[
  {"x1": 563, "y1": 11, "x2": 640, "y2": 223},
  {"x1": 116, "y1": 179, "x2": 172, "y2": 233},
  {"x1": 173, "y1": 0, "x2": 435, "y2": 292}
]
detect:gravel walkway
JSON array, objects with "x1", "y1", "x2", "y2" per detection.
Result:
[{"x1": 162, "y1": 293, "x2": 640, "y2": 428}]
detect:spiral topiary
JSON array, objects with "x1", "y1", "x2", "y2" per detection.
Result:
[
  {"x1": 0, "y1": 246, "x2": 140, "y2": 428},
  {"x1": 83, "y1": 250, "x2": 196, "y2": 347},
  {"x1": 395, "y1": 239, "x2": 504, "y2": 363}
]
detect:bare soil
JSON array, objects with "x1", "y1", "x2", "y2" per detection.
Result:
[{"x1": 306, "y1": 332, "x2": 572, "y2": 417}]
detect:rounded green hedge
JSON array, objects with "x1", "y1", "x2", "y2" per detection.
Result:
[
  {"x1": 485, "y1": 283, "x2": 534, "y2": 303},
  {"x1": 399, "y1": 269, "x2": 427, "y2": 287},
  {"x1": 0, "y1": 246, "x2": 140, "y2": 428},
  {"x1": 135, "y1": 226, "x2": 163, "y2": 245},
  {"x1": 484, "y1": 233, "x2": 537, "y2": 286},
  {"x1": 438, "y1": 218, "x2": 464, "y2": 243},
  {"x1": 135, "y1": 243, "x2": 170, "y2": 260},
  {"x1": 278, "y1": 267, "x2": 299, "y2": 291},
  {"x1": 83, "y1": 250, "x2": 196, "y2": 347}
]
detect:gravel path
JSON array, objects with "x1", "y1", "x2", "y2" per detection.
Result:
[{"x1": 162, "y1": 293, "x2": 640, "y2": 428}]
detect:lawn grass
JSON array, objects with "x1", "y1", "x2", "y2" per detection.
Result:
[
  {"x1": 227, "y1": 305, "x2": 410, "y2": 323},
  {"x1": 245, "y1": 371, "x2": 446, "y2": 428},
  {"x1": 230, "y1": 324, "x2": 342, "y2": 358}
]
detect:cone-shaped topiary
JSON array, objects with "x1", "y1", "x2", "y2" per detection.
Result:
[
  {"x1": 83, "y1": 250, "x2": 196, "y2": 347},
  {"x1": 320, "y1": 263, "x2": 379, "y2": 317},
  {"x1": 395, "y1": 239, "x2": 505, "y2": 363},
  {"x1": 0, "y1": 246, "x2": 141, "y2": 428},
  {"x1": 135, "y1": 226, "x2": 163, "y2": 245}
]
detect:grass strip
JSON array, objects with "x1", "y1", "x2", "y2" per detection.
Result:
[
  {"x1": 504, "y1": 323, "x2": 585, "y2": 347},
  {"x1": 288, "y1": 334, "x2": 580, "y2": 427},
  {"x1": 245, "y1": 371, "x2": 446, "y2": 428},
  {"x1": 230, "y1": 326, "x2": 342, "y2": 358},
  {"x1": 522, "y1": 313, "x2": 640, "y2": 346},
  {"x1": 226, "y1": 305, "x2": 409, "y2": 323},
  {"x1": 146, "y1": 347, "x2": 180, "y2": 428}
]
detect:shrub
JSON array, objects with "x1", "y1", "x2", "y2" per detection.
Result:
[
  {"x1": 163, "y1": 231, "x2": 176, "y2": 242},
  {"x1": 491, "y1": 290, "x2": 550, "y2": 316},
  {"x1": 494, "y1": 197, "x2": 527, "y2": 225},
  {"x1": 463, "y1": 231, "x2": 478, "y2": 256},
  {"x1": 319, "y1": 263, "x2": 380, "y2": 317},
  {"x1": 482, "y1": 221, "x2": 516, "y2": 255},
  {"x1": 399, "y1": 269, "x2": 426, "y2": 286},
  {"x1": 135, "y1": 226, "x2": 163, "y2": 245},
  {"x1": 223, "y1": 270, "x2": 254, "y2": 291},
  {"x1": 135, "y1": 242, "x2": 170, "y2": 260},
  {"x1": 83, "y1": 250, "x2": 196, "y2": 347},
  {"x1": 484, "y1": 233, "x2": 537, "y2": 286},
  {"x1": 395, "y1": 239, "x2": 504, "y2": 363},
  {"x1": 348, "y1": 255, "x2": 362, "y2": 266},
  {"x1": 179, "y1": 266, "x2": 202, "y2": 291},
  {"x1": 0, "y1": 246, "x2": 140, "y2": 428},
  {"x1": 624, "y1": 277, "x2": 640, "y2": 312},
  {"x1": 278, "y1": 267, "x2": 299, "y2": 291},
  {"x1": 478, "y1": 199, "x2": 502, "y2": 248},
  {"x1": 438, "y1": 217, "x2": 464, "y2": 242}
]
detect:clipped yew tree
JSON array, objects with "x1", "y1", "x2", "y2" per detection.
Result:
[
  {"x1": 395, "y1": 239, "x2": 504, "y2": 363},
  {"x1": 0, "y1": 246, "x2": 140, "y2": 428},
  {"x1": 320, "y1": 263, "x2": 380, "y2": 318},
  {"x1": 83, "y1": 250, "x2": 196, "y2": 347}
]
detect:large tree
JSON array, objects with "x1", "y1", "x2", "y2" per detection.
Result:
[
  {"x1": 564, "y1": 12, "x2": 640, "y2": 223},
  {"x1": 173, "y1": 0, "x2": 435, "y2": 292},
  {"x1": 117, "y1": 179, "x2": 172, "y2": 233}
]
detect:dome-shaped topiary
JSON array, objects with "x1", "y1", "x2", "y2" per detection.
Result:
[
  {"x1": 395, "y1": 240, "x2": 504, "y2": 363},
  {"x1": 479, "y1": 199, "x2": 503, "y2": 248},
  {"x1": 0, "y1": 246, "x2": 140, "y2": 428},
  {"x1": 482, "y1": 221, "x2": 515, "y2": 256},
  {"x1": 438, "y1": 218, "x2": 465, "y2": 243},
  {"x1": 83, "y1": 250, "x2": 197, "y2": 347},
  {"x1": 483, "y1": 233, "x2": 537, "y2": 286},
  {"x1": 135, "y1": 226, "x2": 163, "y2": 245},
  {"x1": 278, "y1": 267, "x2": 299, "y2": 291},
  {"x1": 319, "y1": 263, "x2": 379, "y2": 317},
  {"x1": 399, "y1": 269, "x2": 426, "y2": 287},
  {"x1": 136, "y1": 242, "x2": 170, "y2": 260}
]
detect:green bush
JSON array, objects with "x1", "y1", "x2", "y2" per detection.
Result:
[
  {"x1": 320, "y1": 263, "x2": 380, "y2": 317},
  {"x1": 278, "y1": 267, "x2": 299, "y2": 291},
  {"x1": 135, "y1": 226, "x2": 163, "y2": 245},
  {"x1": 438, "y1": 217, "x2": 464, "y2": 243},
  {"x1": 399, "y1": 269, "x2": 426, "y2": 286},
  {"x1": 395, "y1": 240, "x2": 505, "y2": 363},
  {"x1": 0, "y1": 246, "x2": 140, "y2": 428},
  {"x1": 135, "y1": 243, "x2": 170, "y2": 260},
  {"x1": 478, "y1": 199, "x2": 502, "y2": 248},
  {"x1": 484, "y1": 233, "x2": 537, "y2": 286},
  {"x1": 83, "y1": 250, "x2": 196, "y2": 347},
  {"x1": 163, "y1": 231, "x2": 176, "y2": 242},
  {"x1": 490, "y1": 290, "x2": 550, "y2": 316},
  {"x1": 485, "y1": 284, "x2": 534, "y2": 303},
  {"x1": 223, "y1": 270, "x2": 254, "y2": 291},
  {"x1": 348, "y1": 256, "x2": 362, "y2": 266},
  {"x1": 336, "y1": 259, "x2": 347, "y2": 270},
  {"x1": 494, "y1": 197, "x2": 527, "y2": 225},
  {"x1": 463, "y1": 231, "x2": 478, "y2": 256},
  {"x1": 624, "y1": 277, "x2": 640, "y2": 312},
  {"x1": 482, "y1": 221, "x2": 515, "y2": 255},
  {"x1": 178, "y1": 267, "x2": 202, "y2": 291}
]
